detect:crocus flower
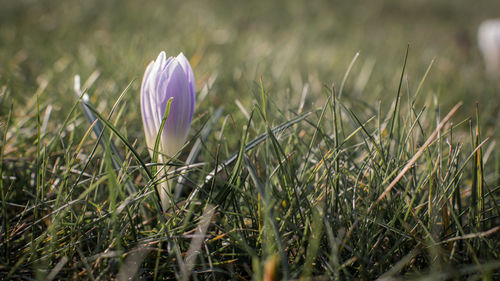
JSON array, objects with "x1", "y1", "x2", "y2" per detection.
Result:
[
  {"x1": 141, "y1": 51, "x2": 195, "y2": 210},
  {"x1": 478, "y1": 19, "x2": 500, "y2": 76}
]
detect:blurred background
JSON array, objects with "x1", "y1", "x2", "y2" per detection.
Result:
[{"x1": 1, "y1": 0, "x2": 499, "y2": 135}]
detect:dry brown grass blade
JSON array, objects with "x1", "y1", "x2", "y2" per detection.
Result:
[{"x1": 368, "y1": 102, "x2": 463, "y2": 213}]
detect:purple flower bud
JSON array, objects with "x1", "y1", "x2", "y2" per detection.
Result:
[
  {"x1": 141, "y1": 51, "x2": 195, "y2": 157},
  {"x1": 141, "y1": 51, "x2": 195, "y2": 211}
]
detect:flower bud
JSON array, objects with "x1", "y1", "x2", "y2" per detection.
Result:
[
  {"x1": 141, "y1": 51, "x2": 195, "y2": 156},
  {"x1": 141, "y1": 51, "x2": 195, "y2": 210},
  {"x1": 478, "y1": 19, "x2": 500, "y2": 76}
]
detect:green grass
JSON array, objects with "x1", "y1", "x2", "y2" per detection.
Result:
[{"x1": 1, "y1": 0, "x2": 500, "y2": 279}]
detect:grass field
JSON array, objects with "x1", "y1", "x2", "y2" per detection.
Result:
[{"x1": 1, "y1": 0, "x2": 500, "y2": 279}]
